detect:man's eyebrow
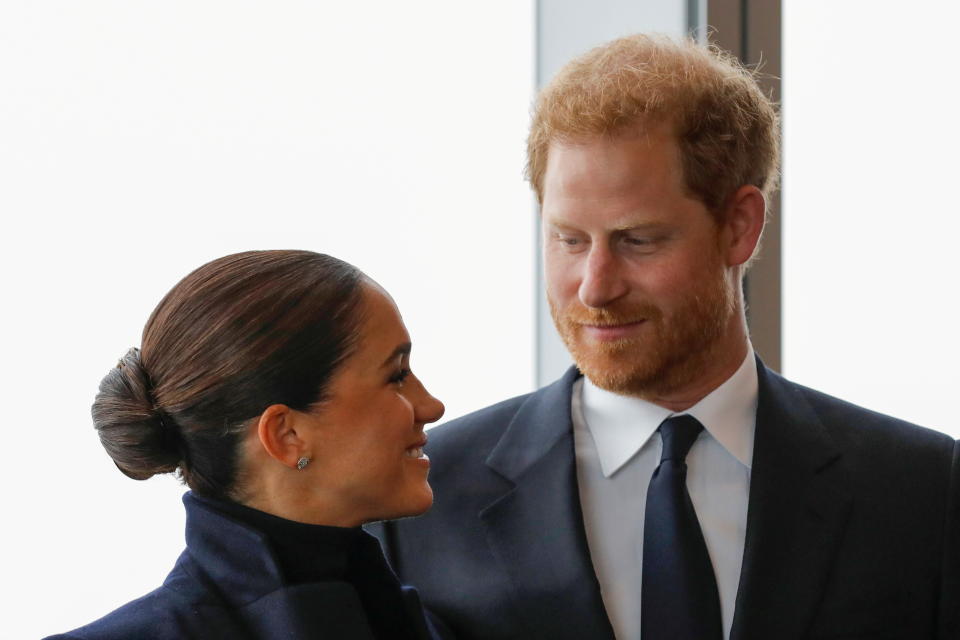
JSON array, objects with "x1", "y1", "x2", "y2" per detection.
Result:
[
  {"x1": 548, "y1": 221, "x2": 667, "y2": 232},
  {"x1": 612, "y1": 222, "x2": 668, "y2": 232},
  {"x1": 380, "y1": 342, "x2": 412, "y2": 368}
]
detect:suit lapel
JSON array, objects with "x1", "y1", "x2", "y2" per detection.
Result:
[
  {"x1": 730, "y1": 360, "x2": 853, "y2": 640},
  {"x1": 480, "y1": 367, "x2": 615, "y2": 640}
]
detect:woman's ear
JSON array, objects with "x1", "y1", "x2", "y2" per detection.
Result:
[{"x1": 256, "y1": 404, "x2": 308, "y2": 470}]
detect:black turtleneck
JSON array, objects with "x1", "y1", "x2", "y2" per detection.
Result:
[{"x1": 193, "y1": 494, "x2": 423, "y2": 640}]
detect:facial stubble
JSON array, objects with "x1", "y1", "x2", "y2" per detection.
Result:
[{"x1": 549, "y1": 267, "x2": 736, "y2": 399}]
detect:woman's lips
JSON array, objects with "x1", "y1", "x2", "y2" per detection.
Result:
[
  {"x1": 404, "y1": 446, "x2": 428, "y2": 460},
  {"x1": 581, "y1": 320, "x2": 647, "y2": 341},
  {"x1": 405, "y1": 436, "x2": 429, "y2": 463}
]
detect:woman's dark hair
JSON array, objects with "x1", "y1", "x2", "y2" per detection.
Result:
[{"x1": 92, "y1": 250, "x2": 366, "y2": 499}]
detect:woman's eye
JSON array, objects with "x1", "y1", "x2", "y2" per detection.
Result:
[{"x1": 389, "y1": 368, "x2": 412, "y2": 385}]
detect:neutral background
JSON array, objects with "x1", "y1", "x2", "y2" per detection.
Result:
[
  {"x1": 0, "y1": 2, "x2": 535, "y2": 636},
  {"x1": 781, "y1": 0, "x2": 960, "y2": 434},
  {"x1": 1, "y1": 1, "x2": 958, "y2": 638}
]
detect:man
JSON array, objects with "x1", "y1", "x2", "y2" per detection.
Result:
[{"x1": 371, "y1": 35, "x2": 960, "y2": 639}]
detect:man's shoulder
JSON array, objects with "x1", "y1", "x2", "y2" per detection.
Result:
[
  {"x1": 427, "y1": 390, "x2": 539, "y2": 456},
  {"x1": 426, "y1": 366, "x2": 581, "y2": 454},
  {"x1": 771, "y1": 368, "x2": 955, "y2": 455}
]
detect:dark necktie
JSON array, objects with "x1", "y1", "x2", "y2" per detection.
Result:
[{"x1": 641, "y1": 415, "x2": 723, "y2": 640}]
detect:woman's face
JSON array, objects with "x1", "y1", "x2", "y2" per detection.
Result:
[{"x1": 305, "y1": 283, "x2": 445, "y2": 525}]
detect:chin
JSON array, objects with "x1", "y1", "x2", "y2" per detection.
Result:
[
  {"x1": 576, "y1": 350, "x2": 651, "y2": 391},
  {"x1": 375, "y1": 484, "x2": 434, "y2": 522},
  {"x1": 404, "y1": 484, "x2": 435, "y2": 517}
]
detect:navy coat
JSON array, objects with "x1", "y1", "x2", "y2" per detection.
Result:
[
  {"x1": 49, "y1": 493, "x2": 438, "y2": 640},
  {"x1": 371, "y1": 361, "x2": 960, "y2": 639}
]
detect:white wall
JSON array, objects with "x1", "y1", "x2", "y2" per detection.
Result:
[
  {"x1": 782, "y1": 0, "x2": 960, "y2": 437},
  {"x1": 0, "y1": 2, "x2": 535, "y2": 637}
]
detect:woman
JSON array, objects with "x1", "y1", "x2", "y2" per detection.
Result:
[{"x1": 47, "y1": 250, "x2": 446, "y2": 640}]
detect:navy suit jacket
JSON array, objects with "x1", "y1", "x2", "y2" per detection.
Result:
[
  {"x1": 49, "y1": 493, "x2": 437, "y2": 640},
  {"x1": 372, "y1": 361, "x2": 960, "y2": 640}
]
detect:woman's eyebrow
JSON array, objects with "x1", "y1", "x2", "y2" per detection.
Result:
[{"x1": 380, "y1": 342, "x2": 412, "y2": 368}]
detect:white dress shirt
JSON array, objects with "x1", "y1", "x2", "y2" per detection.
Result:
[{"x1": 572, "y1": 346, "x2": 758, "y2": 640}]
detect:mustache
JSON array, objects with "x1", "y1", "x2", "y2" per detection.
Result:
[{"x1": 560, "y1": 302, "x2": 662, "y2": 326}]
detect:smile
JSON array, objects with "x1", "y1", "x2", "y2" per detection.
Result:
[
  {"x1": 580, "y1": 320, "x2": 647, "y2": 341},
  {"x1": 405, "y1": 434, "x2": 429, "y2": 461}
]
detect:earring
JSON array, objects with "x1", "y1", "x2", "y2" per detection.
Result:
[{"x1": 296, "y1": 457, "x2": 310, "y2": 470}]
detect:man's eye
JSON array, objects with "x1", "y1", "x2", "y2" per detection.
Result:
[
  {"x1": 555, "y1": 234, "x2": 583, "y2": 247},
  {"x1": 624, "y1": 236, "x2": 657, "y2": 248}
]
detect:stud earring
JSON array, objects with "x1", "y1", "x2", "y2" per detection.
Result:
[{"x1": 296, "y1": 457, "x2": 310, "y2": 470}]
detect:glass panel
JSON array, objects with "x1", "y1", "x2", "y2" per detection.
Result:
[
  {"x1": 0, "y1": 2, "x2": 535, "y2": 636},
  {"x1": 782, "y1": 0, "x2": 960, "y2": 438}
]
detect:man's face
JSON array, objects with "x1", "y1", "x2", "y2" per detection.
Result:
[{"x1": 541, "y1": 128, "x2": 739, "y2": 398}]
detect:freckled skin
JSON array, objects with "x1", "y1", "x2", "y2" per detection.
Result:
[{"x1": 541, "y1": 128, "x2": 761, "y2": 410}]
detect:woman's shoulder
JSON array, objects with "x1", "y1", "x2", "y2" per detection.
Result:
[
  {"x1": 43, "y1": 586, "x2": 202, "y2": 640},
  {"x1": 43, "y1": 563, "x2": 244, "y2": 640}
]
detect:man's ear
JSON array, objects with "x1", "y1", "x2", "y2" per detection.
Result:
[
  {"x1": 256, "y1": 404, "x2": 308, "y2": 470},
  {"x1": 721, "y1": 185, "x2": 766, "y2": 267}
]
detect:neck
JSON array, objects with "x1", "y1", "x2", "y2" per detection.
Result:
[
  {"x1": 641, "y1": 322, "x2": 750, "y2": 413},
  {"x1": 239, "y1": 461, "x2": 364, "y2": 528},
  {"x1": 242, "y1": 486, "x2": 365, "y2": 528},
  {"x1": 238, "y1": 432, "x2": 367, "y2": 528}
]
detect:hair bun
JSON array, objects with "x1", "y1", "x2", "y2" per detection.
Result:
[{"x1": 92, "y1": 347, "x2": 181, "y2": 480}]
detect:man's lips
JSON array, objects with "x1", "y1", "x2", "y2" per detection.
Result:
[{"x1": 579, "y1": 320, "x2": 647, "y2": 340}]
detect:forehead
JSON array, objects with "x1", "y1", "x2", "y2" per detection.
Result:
[
  {"x1": 353, "y1": 283, "x2": 410, "y2": 364},
  {"x1": 541, "y1": 129, "x2": 689, "y2": 223}
]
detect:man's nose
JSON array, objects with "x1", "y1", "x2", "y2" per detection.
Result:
[{"x1": 578, "y1": 244, "x2": 629, "y2": 308}]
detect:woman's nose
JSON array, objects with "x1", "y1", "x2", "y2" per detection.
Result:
[{"x1": 416, "y1": 383, "x2": 445, "y2": 425}]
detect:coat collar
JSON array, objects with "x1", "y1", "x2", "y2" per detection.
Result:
[
  {"x1": 482, "y1": 359, "x2": 853, "y2": 640},
  {"x1": 481, "y1": 366, "x2": 616, "y2": 640},
  {"x1": 181, "y1": 491, "x2": 287, "y2": 606},
  {"x1": 177, "y1": 493, "x2": 432, "y2": 640},
  {"x1": 485, "y1": 365, "x2": 582, "y2": 482},
  {"x1": 729, "y1": 357, "x2": 853, "y2": 640}
]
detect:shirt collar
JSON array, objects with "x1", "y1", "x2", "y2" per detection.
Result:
[{"x1": 580, "y1": 345, "x2": 758, "y2": 478}]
